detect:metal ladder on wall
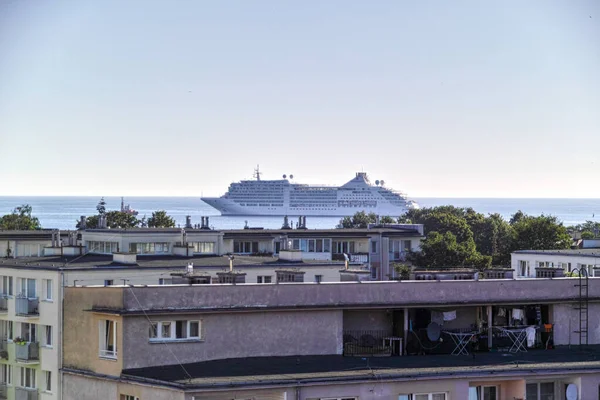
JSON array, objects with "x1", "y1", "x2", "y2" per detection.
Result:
[{"x1": 573, "y1": 267, "x2": 589, "y2": 349}]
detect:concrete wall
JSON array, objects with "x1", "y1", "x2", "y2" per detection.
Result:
[
  {"x1": 553, "y1": 303, "x2": 600, "y2": 345},
  {"x1": 343, "y1": 310, "x2": 392, "y2": 331},
  {"x1": 64, "y1": 372, "x2": 185, "y2": 400},
  {"x1": 64, "y1": 287, "x2": 124, "y2": 375},
  {"x1": 440, "y1": 307, "x2": 477, "y2": 330},
  {"x1": 122, "y1": 310, "x2": 343, "y2": 369},
  {"x1": 122, "y1": 279, "x2": 600, "y2": 312}
]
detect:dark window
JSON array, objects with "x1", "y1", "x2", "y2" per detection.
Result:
[{"x1": 175, "y1": 321, "x2": 186, "y2": 339}]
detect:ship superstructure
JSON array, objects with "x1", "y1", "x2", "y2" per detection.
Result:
[{"x1": 202, "y1": 168, "x2": 418, "y2": 216}]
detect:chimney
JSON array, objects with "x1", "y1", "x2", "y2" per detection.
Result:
[
  {"x1": 185, "y1": 216, "x2": 192, "y2": 229},
  {"x1": 297, "y1": 217, "x2": 302, "y2": 229},
  {"x1": 79, "y1": 216, "x2": 87, "y2": 230},
  {"x1": 281, "y1": 216, "x2": 291, "y2": 229}
]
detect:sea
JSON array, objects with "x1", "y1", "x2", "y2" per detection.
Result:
[{"x1": 1, "y1": 197, "x2": 599, "y2": 231}]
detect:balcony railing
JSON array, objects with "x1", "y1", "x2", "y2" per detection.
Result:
[
  {"x1": 0, "y1": 383, "x2": 7, "y2": 400},
  {"x1": 343, "y1": 330, "x2": 392, "y2": 356},
  {"x1": 15, "y1": 342, "x2": 39, "y2": 362},
  {"x1": 535, "y1": 268, "x2": 565, "y2": 278},
  {"x1": 15, "y1": 297, "x2": 39, "y2": 317},
  {"x1": 0, "y1": 297, "x2": 7, "y2": 312},
  {"x1": 333, "y1": 253, "x2": 369, "y2": 263},
  {"x1": 15, "y1": 387, "x2": 38, "y2": 400}
]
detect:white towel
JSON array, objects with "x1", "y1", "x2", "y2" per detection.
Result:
[
  {"x1": 526, "y1": 326, "x2": 536, "y2": 347},
  {"x1": 443, "y1": 310, "x2": 457, "y2": 321},
  {"x1": 512, "y1": 308, "x2": 524, "y2": 320},
  {"x1": 497, "y1": 308, "x2": 506, "y2": 317}
]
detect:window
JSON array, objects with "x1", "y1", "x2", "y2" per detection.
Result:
[
  {"x1": 43, "y1": 326, "x2": 52, "y2": 347},
  {"x1": 403, "y1": 240, "x2": 411, "y2": 251},
  {"x1": 20, "y1": 323, "x2": 36, "y2": 343},
  {"x1": 99, "y1": 320, "x2": 117, "y2": 358},
  {"x1": 0, "y1": 364, "x2": 11, "y2": 385},
  {"x1": 192, "y1": 242, "x2": 215, "y2": 254},
  {"x1": 104, "y1": 280, "x2": 114, "y2": 286},
  {"x1": 19, "y1": 278, "x2": 36, "y2": 298},
  {"x1": 526, "y1": 382, "x2": 554, "y2": 400},
  {"x1": 469, "y1": 386, "x2": 497, "y2": 400},
  {"x1": 86, "y1": 241, "x2": 118, "y2": 254},
  {"x1": 519, "y1": 260, "x2": 529, "y2": 277},
  {"x1": 0, "y1": 320, "x2": 12, "y2": 340},
  {"x1": 44, "y1": 371, "x2": 51, "y2": 392},
  {"x1": 371, "y1": 241, "x2": 378, "y2": 253},
  {"x1": 149, "y1": 322, "x2": 158, "y2": 339},
  {"x1": 129, "y1": 242, "x2": 170, "y2": 254},
  {"x1": 20, "y1": 367, "x2": 36, "y2": 389},
  {"x1": 158, "y1": 278, "x2": 172, "y2": 285},
  {"x1": 315, "y1": 275, "x2": 323, "y2": 283},
  {"x1": 120, "y1": 396, "x2": 139, "y2": 400},
  {"x1": 257, "y1": 276, "x2": 272, "y2": 284},
  {"x1": 399, "y1": 395, "x2": 446, "y2": 400},
  {"x1": 150, "y1": 320, "x2": 201, "y2": 341},
  {"x1": 1, "y1": 276, "x2": 13, "y2": 296},
  {"x1": 371, "y1": 266, "x2": 377, "y2": 280},
  {"x1": 43, "y1": 279, "x2": 53, "y2": 300}
]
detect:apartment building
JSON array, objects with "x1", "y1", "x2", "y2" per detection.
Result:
[
  {"x1": 62, "y1": 278, "x2": 600, "y2": 400},
  {"x1": 0, "y1": 247, "x2": 359, "y2": 400},
  {"x1": 511, "y1": 249, "x2": 600, "y2": 278},
  {"x1": 82, "y1": 223, "x2": 424, "y2": 281}
]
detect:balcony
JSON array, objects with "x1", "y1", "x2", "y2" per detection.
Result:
[
  {"x1": 343, "y1": 330, "x2": 393, "y2": 357},
  {"x1": 15, "y1": 342, "x2": 39, "y2": 363},
  {"x1": 0, "y1": 383, "x2": 7, "y2": 400},
  {"x1": 535, "y1": 267, "x2": 565, "y2": 279},
  {"x1": 15, "y1": 387, "x2": 38, "y2": 400},
  {"x1": 333, "y1": 253, "x2": 369, "y2": 263},
  {"x1": 0, "y1": 297, "x2": 7, "y2": 313},
  {"x1": 15, "y1": 297, "x2": 39, "y2": 317}
]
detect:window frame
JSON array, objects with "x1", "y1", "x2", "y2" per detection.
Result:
[
  {"x1": 0, "y1": 364, "x2": 11, "y2": 385},
  {"x1": 149, "y1": 320, "x2": 202, "y2": 342},
  {"x1": 44, "y1": 370, "x2": 52, "y2": 392},
  {"x1": 43, "y1": 279, "x2": 53, "y2": 301},
  {"x1": 20, "y1": 367, "x2": 36, "y2": 389},
  {"x1": 98, "y1": 320, "x2": 117, "y2": 359},
  {"x1": 43, "y1": 325, "x2": 52, "y2": 347}
]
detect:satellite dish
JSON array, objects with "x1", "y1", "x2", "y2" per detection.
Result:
[
  {"x1": 426, "y1": 322, "x2": 441, "y2": 342},
  {"x1": 566, "y1": 384, "x2": 578, "y2": 400},
  {"x1": 283, "y1": 174, "x2": 287, "y2": 179},
  {"x1": 375, "y1": 180, "x2": 380, "y2": 185},
  {"x1": 290, "y1": 174, "x2": 294, "y2": 179},
  {"x1": 380, "y1": 180, "x2": 385, "y2": 186}
]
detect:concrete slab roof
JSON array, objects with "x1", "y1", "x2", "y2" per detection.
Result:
[
  {"x1": 513, "y1": 249, "x2": 600, "y2": 257},
  {"x1": 118, "y1": 347, "x2": 600, "y2": 389}
]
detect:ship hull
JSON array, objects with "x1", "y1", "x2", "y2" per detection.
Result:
[{"x1": 201, "y1": 197, "x2": 413, "y2": 217}]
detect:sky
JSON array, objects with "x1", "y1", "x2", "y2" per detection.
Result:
[{"x1": 0, "y1": 0, "x2": 598, "y2": 198}]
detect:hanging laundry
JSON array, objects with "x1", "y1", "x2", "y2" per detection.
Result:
[
  {"x1": 526, "y1": 326, "x2": 536, "y2": 347},
  {"x1": 443, "y1": 310, "x2": 457, "y2": 321},
  {"x1": 512, "y1": 309, "x2": 524, "y2": 320},
  {"x1": 431, "y1": 311, "x2": 444, "y2": 325},
  {"x1": 497, "y1": 308, "x2": 506, "y2": 317}
]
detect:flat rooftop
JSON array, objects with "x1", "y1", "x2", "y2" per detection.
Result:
[
  {"x1": 0, "y1": 254, "x2": 348, "y2": 271},
  {"x1": 513, "y1": 249, "x2": 600, "y2": 257},
  {"x1": 118, "y1": 346, "x2": 600, "y2": 389}
]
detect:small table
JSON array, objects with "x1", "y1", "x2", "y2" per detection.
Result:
[
  {"x1": 444, "y1": 331, "x2": 477, "y2": 355},
  {"x1": 383, "y1": 337, "x2": 403, "y2": 356},
  {"x1": 495, "y1": 327, "x2": 528, "y2": 353}
]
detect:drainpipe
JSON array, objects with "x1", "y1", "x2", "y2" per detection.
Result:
[
  {"x1": 60, "y1": 270, "x2": 65, "y2": 400},
  {"x1": 295, "y1": 386, "x2": 301, "y2": 400},
  {"x1": 487, "y1": 305, "x2": 493, "y2": 350}
]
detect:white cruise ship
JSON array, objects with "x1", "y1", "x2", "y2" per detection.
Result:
[{"x1": 201, "y1": 168, "x2": 418, "y2": 217}]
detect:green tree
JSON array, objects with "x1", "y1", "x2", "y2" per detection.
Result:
[
  {"x1": 0, "y1": 205, "x2": 41, "y2": 230},
  {"x1": 96, "y1": 197, "x2": 107, "y2": 215},
  {"x1": 338, "y1": 211, "x2": 378, "y2": 228},
  {"x1": 106, "y1": 211, "x2": 139, "y2": 229},
  {"x1": 392, "y1": 263, "x2": 412, "y2": 280},
  {"x1": 379, "y1": 216, "x2": 396, "y2": 224},
  {"x1": 410, "y1": 232, "x2": 470, "y2": 267},
  {"x1": 511, "y1": 214, "x2": 572, "y2": 251},
  {"x1": 470, "y1": 213, "x2": 514, "y2": 265},
  {"x1": 147, "y1": 210, "x2": 176, "y2": 228},
  {"x1": 76, "y1": 215, "x2": 99, "y2": 230},
  {"x1": 581, "y1": 231, "x2": 595, "y2": 239}
]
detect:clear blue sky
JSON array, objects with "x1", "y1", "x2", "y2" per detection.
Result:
[{"x1": 1, "y1": 0, "x2": 598, "y2": 197}]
